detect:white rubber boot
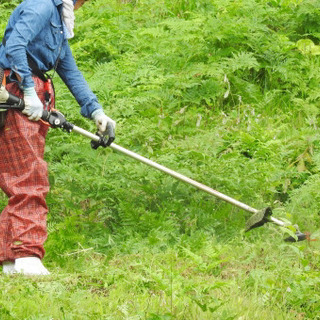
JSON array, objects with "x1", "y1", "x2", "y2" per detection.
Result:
[
  {"x1": 2, "y1": 261, "x2": 15, "y2": 274},
  {"x1": 15, "y1": 257, "x2": 50, "y2": 276}
]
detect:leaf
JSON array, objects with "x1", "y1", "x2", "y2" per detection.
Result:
[
  {"x1": 296, "y1": 39, "x2": 315, "y2": 54},
  {"x1": 297, "y1": 159, "x2": 306, "y2": 172},
  {"x1": 279, "y1": 226, "x2": 298, "y2": 241},
  {"x1": 311, "y1": 45, "x2": 320, "y2": 56}
]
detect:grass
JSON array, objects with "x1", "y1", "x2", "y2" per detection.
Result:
[
  {"x1": 1, "y1": 0, "x2": 320, "y2": 318},
  {"x1": 2, "y1": 236, "x2": 320, "y2": 319}
]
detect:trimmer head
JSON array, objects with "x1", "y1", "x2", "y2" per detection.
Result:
[
  {"x1": 245, "y1": 207, "x2": 273, "y2": 232},
  {"x1": 284, "y1": 230, "x2": 307, "y2": 242},
  {"x1": 246, "y1": 208, "x2": 307, "y2": 242}
]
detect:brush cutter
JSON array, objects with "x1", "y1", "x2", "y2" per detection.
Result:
[{"x1": 0, "y1": 71, "x2": 306, "y2": 242}]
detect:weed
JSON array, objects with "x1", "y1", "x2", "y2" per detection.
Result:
[{"x1": 1, "y1": 0, "x2": 320, "y2": 318}]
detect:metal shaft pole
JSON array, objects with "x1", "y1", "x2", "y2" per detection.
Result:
[
  {"x1": 73, "y1": 125, "x2": 258, "y2": 214},
  {"x1": 73, "y1": 125, "x2": 286, "y2": 227}
]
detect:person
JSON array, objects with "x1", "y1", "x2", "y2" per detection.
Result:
[{"x1": 0, "y1": 0, "x2": 116, "y2": 275}]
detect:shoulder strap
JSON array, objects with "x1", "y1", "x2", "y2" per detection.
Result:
[{"x1": 26, "y1": 55, "x2": 47, "y2": 82}]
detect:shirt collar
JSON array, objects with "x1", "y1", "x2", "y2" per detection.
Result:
[{"x1": 52, "y1": 0, "x2": 63, "y2": 6}]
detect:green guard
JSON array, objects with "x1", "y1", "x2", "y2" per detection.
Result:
[{"x1": 245, "y1": 207, "x2": 273, "y2": 232}]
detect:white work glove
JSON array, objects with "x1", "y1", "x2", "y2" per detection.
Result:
[
  {"x1": 22, "y1": 87, "x2": 43, "y2": 121},
  {"x1": 91, "y1": 109, "x2": 116, "y2": 136}
]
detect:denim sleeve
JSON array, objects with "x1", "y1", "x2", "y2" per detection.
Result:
[
  {"x1": 4, "y1": 2, "x2": 53, "y2": 88},
  {"x1": 56, "y1": 44, "x2": 102, "y2": 118}
]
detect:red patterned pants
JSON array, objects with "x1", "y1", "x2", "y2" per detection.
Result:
[{"x1": 0, "y1": 72, "x2": 54, "y2": 263}]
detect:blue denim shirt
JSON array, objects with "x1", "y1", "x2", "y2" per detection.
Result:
[{"x1": 0, "y1": 0, "x2": 102, "y2": 118}]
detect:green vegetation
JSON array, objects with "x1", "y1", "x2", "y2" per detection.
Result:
[{"x1": 1, "y1": 0, "x2": 320, "y2": 318}]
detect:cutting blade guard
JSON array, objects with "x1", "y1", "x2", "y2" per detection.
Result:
[{"x1": 245, "y1": 207, "x2": 273, "y2": 232}]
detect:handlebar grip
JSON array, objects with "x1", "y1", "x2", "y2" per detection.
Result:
[
  {"x1": 106, "y1": 124, "x2": 115, "y2": 146},
  {"x1": 91, "y1": 125, "x2": 115, "y2": 149},
  {"x1": 6, "y1": 94, "x2": 25, "y2": 109},
  {"x1": 41, "y1": 109, "x2": 50, "y2": 121}
]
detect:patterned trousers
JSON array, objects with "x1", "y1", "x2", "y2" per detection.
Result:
[{"x1": 0, "y1": 71, "x2": 54, "y2": 263}]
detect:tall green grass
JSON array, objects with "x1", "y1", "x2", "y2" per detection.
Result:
[{"x1": 1, "y1": 0, "x2": 320, "y2": 318}]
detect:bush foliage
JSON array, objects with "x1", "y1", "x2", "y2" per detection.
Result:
[{"x1": 1, "y1": 0, "x2": 320, "y2": 318}]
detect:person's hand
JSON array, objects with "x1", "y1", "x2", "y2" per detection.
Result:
[
  {"x1": 22, "y1": 87, "x2": 43, "y2": 121},
  {"x1": 92, "y1": 109, "x2": 116, "y2": 136}
]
